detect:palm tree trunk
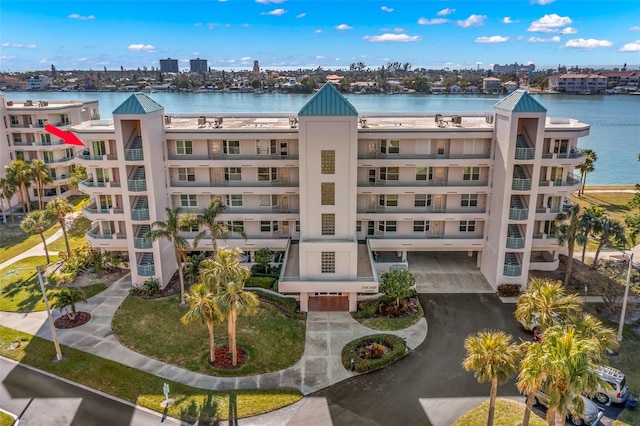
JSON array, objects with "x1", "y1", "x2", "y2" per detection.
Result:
[
  {"x1": 581, "y1": 242, "x2": 587, "y2": 263},
  {"x1": 22, "y1": 184, "x2": 31, "y2": 212},
  {"x1": 522, "y1": 392, "x2": 535, "y2": 426},
  {"x1": 564, "y1": 242, "x2": 575, "y2": 286},
  {"x1": 60, "y1": 217, "x2": 71, "y2": 257},
  {"x1": 39, "y1": 231, "x2": 50, "y2": 263},
  {"x1": 206, "y1": 320, "x2": 215, "y2": 362},
  {"x1": 0, "y1": 200, "x2": 6, "y2": 224},
  {"x1": 553, "y1": 410, "x2": 563, "y2": 426},
  {"x1": 487, "y1": 377, "x2": 497, "y2": 426},
  {"x1": 177, "y1": 261, "x2": 185, "y2": 305},
  {"x1": 593, "y1": 241, "x2": 604, "y2": 267},
  {"x1": 580, "y1": 172, "x2": 586, "y2": 196},
  {"x1": 230, "y1": 307, "x2": 237, "y2": 366}
]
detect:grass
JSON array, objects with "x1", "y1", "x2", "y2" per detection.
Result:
[
  {"x1": 0, "y1": 256, "x2": 107, "y2": 312},
  {"x1": 452, "y1": 398, "x2": 546, "y2": 426},
  {"x1": 352, "y1": 296, "x2": 424, "y2": 331},
  {"x1": 0, "y1": 410, "x2": 15, "y2": 426},
  {"x1": 0, "y1": 221, "x2": 60, "y2": 264},
  {"x1": 48, "y1": 216, "x2": 92, "y2": 253},
  {"x1": 0, "y1": 326, "x2": 302, "y2": 422},
  {"x1": 112, "y1": 294, "x2": 305, "y2": 377}
]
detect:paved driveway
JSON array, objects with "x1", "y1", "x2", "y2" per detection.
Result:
[{"x1": 408, "y1": 252, "x2": 494, "y2": 293}]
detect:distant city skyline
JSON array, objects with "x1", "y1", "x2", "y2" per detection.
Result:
[{"x1": 1, "y1": 0, "x2": 639, "y2": 72}]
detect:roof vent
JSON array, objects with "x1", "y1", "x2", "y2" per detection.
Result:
[
  {"x1": 164, "y1": 115, "x2": 172, "y2": 124},
  {"x1": 452, "y1": 115, "x2": 462, "y2": 126},
  {"x1": 25, "y1": 100, "x2": 33, "y2": 106},
  {"x1": 289, "y1": 116, "x2": 298, "y2": 128},
  {"x1": 214, "y1": 116, "x2": 223, "y2": 128},
  {"x1": 485, "y1": 114, "x2": 494, "y2": 124},
  {"x1": 197, "y1": 116, "x2": 206, "y2": 126},
  {"x1": 359, "y1": 116, "x2": 368, "y2": 128}
]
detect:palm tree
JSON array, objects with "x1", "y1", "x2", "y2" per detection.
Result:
[
  {"x1": 31, "y1": 159, "x2": 51, "y2": 210},
  {"x1": 515, "y1": 278, "x2": 582, "y2": 334},
  {"x1": 21, "y1": 210, "x2": 52, "y2": 263},
  {"x1": 51, "y1": 287, "x2": 87, "y2": 320},
  {"x1": 517, "y1": 340, "x2": 547, "y2": 426},
  {"x1": 576, "y1": 149, "x2": 597, "y2": 196},
  {"x1": 46, "y1": 197, "x2": 74, "y2": 258},
  {"x1": 0, "y1": 177, "x2": 16, "y2": 223},
  {"x1": 200, "y1": 246, "x2": 250, "y2": 292},
  {"x1": 577, "y1": 206, "x2": 605, "y2": 263},
  {"x1": 572, "y1": 313, "x2": 618, "y2": 355},
  {"x1": 145, "y1": 207, "x2": 190, "y2": 305},
  {"x1": 462, "y1": 331, "x2": 520, "y2": 426},
  {"x1": 5, "y1": 160, "x2": 32, "y2": 213},
  {"x1": 181, "y1": 283, "x2": 223, "y2": 363},
  {"x1": 555, "y1": 204, "x2": 582, "y2": 286},
  {"x1": 191, "y1": 197, "x2": 246, "y2": 256},
  {"x1": 592, "y1": 217, "x2": 627, "y2": 267}
]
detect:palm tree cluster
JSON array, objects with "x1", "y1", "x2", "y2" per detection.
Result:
[{"x1": 463, "y1": 279, "x2": 617, "y2": 426}]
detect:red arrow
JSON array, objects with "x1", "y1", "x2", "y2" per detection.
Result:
[{"x1": 44, "y1": 124, "x2": 85, "y2": 147}]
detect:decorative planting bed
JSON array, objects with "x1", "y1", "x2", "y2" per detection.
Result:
[{"x1": 341, "y1": 334, "x2": 406, "y2": 374}]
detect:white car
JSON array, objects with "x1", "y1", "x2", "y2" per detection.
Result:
[{"x1": 534, "y1": 391, "x2": 604, "y2": 426}]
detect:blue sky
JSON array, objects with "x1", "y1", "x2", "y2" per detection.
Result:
[{"x1": 1, "y1": 0, "x2": 639, "y2": 71}]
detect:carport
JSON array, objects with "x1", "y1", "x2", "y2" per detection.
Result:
[{"x1": 408, "y1": 252, "x2": 494, "y2": 293}]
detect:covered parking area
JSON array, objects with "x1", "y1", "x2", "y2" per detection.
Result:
[{"x1": 407, "y1": 251, "x2": 494, "y2": 293}]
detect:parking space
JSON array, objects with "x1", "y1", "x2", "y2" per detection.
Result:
[{"x1": 408, "y1": 252, "x2": 494, "y2": 293}]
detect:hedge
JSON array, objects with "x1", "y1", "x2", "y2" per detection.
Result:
[
  {"x1": 497, "y1": 284, "x2": 521, "y2": 297},
  {"x1": 245, "y1": 276, "x2": 276, "y2": 289},
  {"x1": 341, "y1": 334, "x2": 406, "y2": 373}
]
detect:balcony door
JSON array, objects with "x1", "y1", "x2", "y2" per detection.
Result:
[
  {"x1": 96, "y1": 168, "x2": 109, "y2": 183},
  {"x1": 92, "y1": 140, "x2": 106, "y2": 156}
]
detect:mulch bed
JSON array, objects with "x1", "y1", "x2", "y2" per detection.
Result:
[
  {"x1": 54, "y1": 311, "x2": 91, "y2": 329},
  {"x1": 209, "y1": 345, "x2": 248, "y2": 369}
]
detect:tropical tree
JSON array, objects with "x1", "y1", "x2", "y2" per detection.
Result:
[
  {"x1": 572, "y1": 313, "x2": 618, "y2": 355},
  {"x1": 199, "y1": 247, "x2": 250, "y2": 292},
  {"x1": 191, "y1": 197, "x2": 246, "y2": 257},
  {"x1": 21, "y1": 210, "x2": 53, "y2": 263},
  {"x1": 592, "y1": 217, "x2": 627, "y2": 267},
  {"x1": 46, "y1": 197, "x2": 74, "y2": 258},
  {"x1": 462, "y1": 330, "x2": 520, "y2": 426},
  {"x1": 67, "y1": 165, "x2": 88, "y2": 189},
  {"x1": 555, "y1": 204, "x2": 583, "y2": 285},
  {"x1": 576, "y1": 149, "x2": 597, "y2": 196},
  {"x1": 5, "y1": 160, "x2": 32, "y2": 213},
  {"x1": 181, "y1": 283, "x2": 223, "y2": 363},
  {"x1": 31, "y1": 159, "x2": 51, "y2": 210},
  {"x1": 0, "y1": 177, "x2": 16, "y2": 223},
  {"x1": 145, "y1": 206, "x2": 191, "y2": 305},
  {"x1": 517, "y1": 341, "x2": 547, "y2": 426},
  {"x1": 577, "y1": 206, "x2": 605, "y2": 263},
  {"x1": 515, "y1": 278, "x2": 582, "y2": 333},
  {"x1": 379, "y1": 269, "x2": 416, "y2": 311},
  {"x1": 51, "y1": 287, "x2": 87, "y2": 320},
  {"x1": 624, "y1": 213, "x2": 640, "y2": 247},
  {"x1": 254, "y1": 247, "x2": 273, "y2": 274}
]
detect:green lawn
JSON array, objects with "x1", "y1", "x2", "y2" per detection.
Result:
[
  {"x1": 0, "y1": 326, "x2": 302, "y2": 422},
  {"x1": 0, "y1": 410, "x2": 15, "y2": 426},
  {"x1": 112, "y1": 294, "x2": 306, "y2": 377},
  {"x1": 353, "y1": 300, "x2": 424, "y2": 331},
  {"x1": 452, "y1": 398, "x2": 546, "y2": 426},
  {"x1": 0, "y1": 221, "x2": 60, "y2": 264},
  {"x1": 0, "y1": 256, "x2": 106, "y2": 312},
  {"x1": 48, "y1": 216, "x2": 92, "y2": 253}
]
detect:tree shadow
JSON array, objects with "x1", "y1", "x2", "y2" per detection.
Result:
[{"x1": 178, "y1": 393, "x2": 220, "y2": 425}]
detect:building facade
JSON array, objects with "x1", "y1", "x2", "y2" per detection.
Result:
[
  {"x1": 190, "y1": 58, "x2": 208, "y2": 74},
  {"x1": 549, "y1": 74, "x2": 608, "y2": 94},
  {"x1": 70, "y1": 86, "x2": 588, "y2": 311},
  {"x1": 159, "y1": 58, "x2": 179, "y2": 73}
]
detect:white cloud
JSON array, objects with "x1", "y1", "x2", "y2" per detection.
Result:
[
  {"x1": 457, "y1": 15, "x2": 487, "y2": 28},
  {"x1": 242, "y1": 23, "x2": 250, "y2": 27},
  {"x1": 620, "y1": 40, "x2": 640, "y2": 51},
  {"x1": 502, "y1": 17, "x2": 518, "y2": 24},
  {"x1": 528, "y1": 14, "x2": 572, "y2": 33},
  {"x1": 193, "y1": 52, "x2": 200, "y2": 55},
  {"x1": 261, "y1": 8, "x2": 286, "y2": 16},
  {"x1": 227, "y1": 59, "x2": 235, "y2": 63},
  {"x1": 0, "y1": 55, "x2": 16, "y2": 60},
  {"x1": 418, "y1": 17, "x2": 448, "y2": 25},
  {"x1": 559, "y1": 27, "x2": 578, "y2": 34},
  {"x1": 394, "y1": 27, "x2": 404, "y2": 33},
  {"x1": 363, "y1": 33, "x2": 422, "y2": 42},
  {"x1": 315, "y1": 29, "x2": 323, "y2": 34},
  {"x1": 381, "y1": 6, "x2": 393, "y2": 13},
  {"x1": 531, "y1": 0, "x2": 555, "y2": 4},
  {"x1": 316, "y1": 55, "x2": 327, "y2": 60},
  {"x1": 127, "y1": 44, "x2": 156, "y2": 52},
  {"x1": 39, "y1": 58, "x2": 48, "y2": 63},
  {"x1": 528, "y1": 36, "x2": 560, "y2": 43},
  {"x1": 2, "y1": 42, "x2": 37, "y2": 49},
  {"x1": 629, "y1": 26, "x2": 640, "y2": 32},
  {"x1": 194, "y1": 23, "x2": 203, "y2": 27},
  {"x1": 241, "y1": 56, "x2": 251, "y2": 61},
  {"x1": 563, "y1": 38, "x2": 613, "y2": 48},
  {"x1": 296, "y1": 13, "x2": 306, "y2": 18},
  {"x1": 475, "y1": 35, "x2": 509, "y2": 43},
  {"x1": 68, "y1": 13, "x2": 95, "y2": 20},
  {"x1": 437, "y1": 8, "x2": 455, "y2": 16},
  {"x1": 335, "y1": 24, "x2": 353, "y2": 30},
  {"x1": 256, "y1": 0, "x2": 285, "y2": 3},
  {"x1": 207, "y1": 23, "x2": 216, "y2": 29}
]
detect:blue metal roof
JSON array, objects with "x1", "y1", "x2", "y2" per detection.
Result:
[
  {"x1": 298, "y1": 83, "x2": 359, "y2": 116},
  {"x1": 113, "y1": 93, "x2": 164, "y2": 115},
  {"x1": 494, "y1": 90, "x2": 547, "y2": 113}
]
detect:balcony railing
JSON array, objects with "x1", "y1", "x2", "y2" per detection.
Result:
[
  {"x1": 506, "y1": 236, "x2": 525, "y2": 249},
  {"x1": 131, "y1": 208, "x2": 149, "y2": 221},
  {"x1": 512, "y1": 178, "x2": 532, "y2": 191},
  {"x1": 503, "y1": 264, "x2": 522, "y2": 277},
  {"x1": 542, "y1": 148, "x2": 585, "y2": 159},
  {"x1": 80, "y1": 179, "x2": 109, "y2": 188},
  {"x1": 76, "y1": 153, "x2": 118, "y2": 161},
  {"x1": 515, "y1": 147, "x2": 535, "y2": 160},
  {"x1": 357, "y1": 152, "x2": 490, "y2": 160},
  {"x1": 128, "y1": 179, "x2": 147, "y2": 192},
  {"x1": 357, "y1": 207, "x2": 485, "y2": 214},
  {"x1": 86, "y1": 231, "x2": 114, "y2": 240},
  {"x1": 83, "y1": 205, "x2": 109, "y2": 214},
  {"x1": 509, "y1": 207, "x2": 528, "y2": 221},
  {"x1": 134, "y1": 237, "x2": 152, "y2": 249},
  {"x1": 170, "y1": 180, "x2": 295, "y2": 188},
  {"x1": 361, "y1": 180, "x2": 489, "y2": 188},
  {"x1": 168, "y1": 153, "x2": 299, "y2": 161},
  {"x1": 124, "y1": 149, "x2": 143, "y2": 161},
  {"x1": 137, "y1": 263, "x2": 155, "y2": 276}
]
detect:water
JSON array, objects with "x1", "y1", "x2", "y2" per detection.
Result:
[{"x1": 5, "y1": 91, "x2": 639, "y2": 185}]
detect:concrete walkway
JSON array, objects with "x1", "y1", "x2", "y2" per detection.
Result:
[{"x1": 0, "y1": 228, "x2": 63, "y2": 271}]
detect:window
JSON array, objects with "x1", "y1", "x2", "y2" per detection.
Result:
[
  {"x1": 225, "y1": 194, "x2": 243, "y2": 207},
  {"x1": 295, "y1": 221, "x2": 300, "y2": 232},
  {"x1": 178, "y1": 167, "x2": 195, "y2": 182},
  {"x1": 181, "y1": 224, "x2": 200, "y2": 232},
  {"x1": 180, "y1": 195, "x2": 197, "y2": 207},
  {"x1": 321, "y1": 252, "x2": 335, "y2": 273},
  {"x1": 321, "y1": 214, "x2": 335, "y2": 235},
  {"x1": 380, "y1": 139, "x2": 399, "y2": 154},
  {"x1": 258, "y1": 167, "x2": 278, "y2": 181},
  {"x1": 321, "y1": 150, "x2": 335, "y2": 174},
  {"x1": 416, "y1": 167, "x2": 433, "y2": 181},
  {"x1": 321, "y1": 182, "x2": 335, "y2": 205},
  {"x1": 378, "y1": 221, "x2": 397, "y2": 232},
  {"x1": 379, "y1": 167, "x2": 399, "y2": 181},
  {"x1": 40, "y1": 133, "x2": 51, "y2": 145},
  {"x1": 414, "y1": 220, "x2": 430, "y2": 232},
  {"x1": 414, "y1": 194, "x2": 432, "y2": 207},
  {"x1": 259, "y1": 195, "x2": 278, "y2": 207},
  {"x1": 260, "y1": 221, "x2": 279, "y2": 232},
  {"x1": 227, "y1": 221, "x2": 244, "y2": 233},
  {"x1": 463, "y1": 167, "x2": 480, "y2": 181},
  {"x1": 15, "y1": 151, "x2": 25, "y2": 161},
  {"x1": 42, "y1": 152, "x2": 53, "y2": 164},
  {"x1": 65, "y1": 148, "x2": 73, "y2": 159},
  {"x1": 223, "y1": 140, "x2": 240, "y2": 155},
  {"x1": 461, "y1": 194, "x2": 478, "y2": 207},
  {"x1": 10, "y1": 116, "x2": 19, "y2": 126},
  {"x1": 356, "y1": 221, "x2": 362, "y2": 232},
  {"x1": 38, "y1": 118, "x2": 48, "y2": 128},
  {"x1": 459, "y1": 220, "x2": 476, "y2": 232},
  {"x1": 12, "y1": 134, "x2": 22, "y2": 143},
  {"x1": 176, "y1": 140, "x2": 193, "y2": 155},
  {"x1": 256, "y1": 139, "x2": 277, "y2": 155},
  {"x1": 378, "y1": 194, "x2": 398, "y2": 207},
  {"x1": 224, "y1": 167, "x2": 241, "y2": 181},
  {"x1": 60, "y1": 114, "x2": 70, "y2": 125}
]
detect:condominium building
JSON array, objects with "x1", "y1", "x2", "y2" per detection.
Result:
[
  {"x1": 549, "y1": 73, "x2": 608, "y2": 94},
  {"x1": 70, "y1": 85, "x2": 588, "y2": 311},
  {"x1": 190, "y1": 58, "x2": 208, "y2": 74},
  {"x1": 0, "y1": 95, "x2": 100, "y2": 202},
  {"x1": 159, "y1": 58, "x2": 179, "y2": 73}
]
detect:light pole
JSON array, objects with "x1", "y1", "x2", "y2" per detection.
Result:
[
  {"x1": 616, "y1": 252, "x2": 634, "y2": 342},
  {"x1": 36, "y1": 266, "x2": 63, "y2": 361}
]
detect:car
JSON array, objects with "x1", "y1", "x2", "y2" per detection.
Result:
[
  {"x1": 592, "y1": 365, "x2": 629, "y2": 404},
  {"x1": 533, "y1": 390, "x2": 604, "y2": 426}
]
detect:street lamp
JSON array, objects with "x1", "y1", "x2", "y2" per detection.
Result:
[
  {"x1": 616, "y1": 252, "x2": 634, "y2": 342},
  {"x1": 36, "y1": 266, "x2": 63, "y2": 361}
]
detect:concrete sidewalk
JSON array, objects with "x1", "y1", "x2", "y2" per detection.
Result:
[{"x1": 0, "y1": 228, "x2": 63, "y2": 271}]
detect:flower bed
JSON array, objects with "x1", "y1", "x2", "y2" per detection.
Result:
[
  {"x1": 341, "y1": 334, "x2": 406, "y2": 373},
  {"x1": 54, "y1": 311, "x2": 91, "y2": 329},
  {"x1": 209, "y1": 345, "x2": 248, "y2": 369}
]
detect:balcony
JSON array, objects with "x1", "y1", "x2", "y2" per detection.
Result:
[
  {"x1": 512, "y1": 178, "x2": 532, "y2": 191},
  {"x1": 515, "y1": 147, "x2": 535, "y2": 160},
  {"x1": 360, "y1": 179, "x2": 489, "y2": 188},
  {"x1": 137, "y1": 263, "x2": 155, "y2": 276},
  {"x1": 83, "y1": 205, "x2": 109, "y2": 215},
  {"x1": 167, "y1": 153, "x2": 299, "y2": 161},
  {"x1": 128, "y1": 179, "x2": 147, "y2": 192},
  {"x1": 542, "y1": 148, "x2": 586, "y2": 160},
  {"x1": 131, "y1": 208, "x2": 150, "y2": 221},
  {"x1": 76, "y1": 153, "x2": 118, "y2": 161},
  {"x1": 509, "y1": 207, "x2": 528, "y2": 221},
  {"x1": 134, "y1": 237, "x2": 152, "y2": 249},
  {"x1": 170, "y1": 180, "x2": 296, "y2": 188},
  {"x1": 503, "y1": 264, "x2": 522, "y2": 277},
  {"x1": 124, "y1": 148, "x2": 143, "y2": 161},
  {"x1": 357, "y1": 152, "x2": 490, "y2": 160}
]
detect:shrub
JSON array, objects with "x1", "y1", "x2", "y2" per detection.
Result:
[
  {"x1": 257, "y1": 292, "x2": 300, "y2": 319},
  {"x1": 341, "y1": 334, "x2": 406, "y2": 373},
  {"x1": 497, "y1": 284, "x2": 521, "y2": 297},
  {"x1": 47, "y1": 271, "x2": 77, "y2": 286},
  {"x1": 245, "y1": 276, "x2": 276, "y2": 289},
  {"x1": 130, "y1": 278, "x2": 160, "y2": 297},
  {"x1": 250, "y1": 264, "x2": 281, "y2": 279},
  {"x1": 357, "y1": 341, "x2": 388, "y2": 359}
]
